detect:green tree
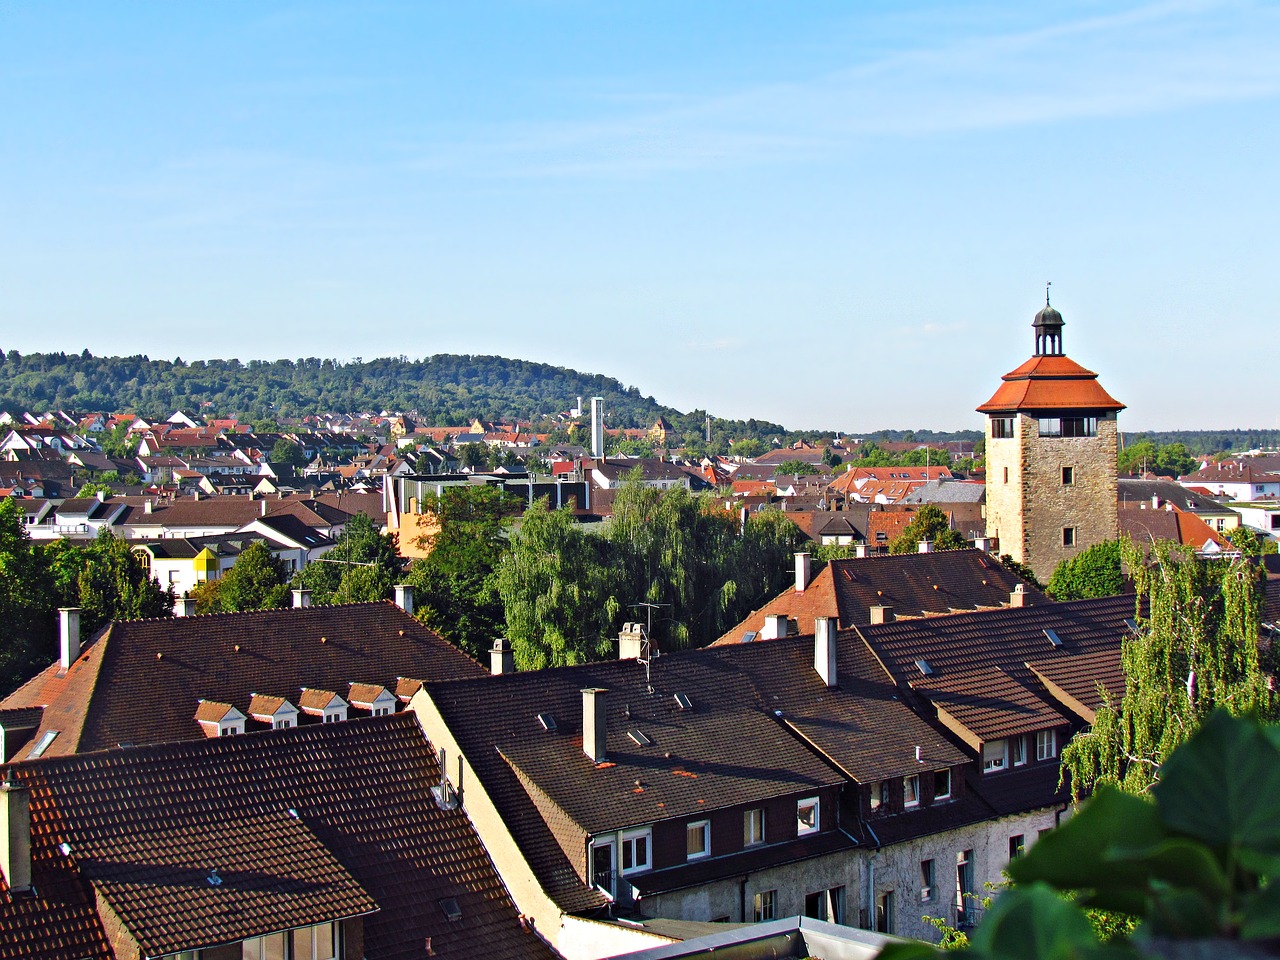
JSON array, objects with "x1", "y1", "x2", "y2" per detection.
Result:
[
  {"x1": 458, "y1": 442, "x2": 487, "y2": 469},
  {"x1": 1227, "y1": 525, "x2": 1278, "y2": 557},
  {"x1": 0, "y1": 499, "x2": 55, "y2": 695},
  {"x1": 1060, "y1": 541, "x2": 1273, "y2": 800},
  {"x1": 497, "y1": 499, "x2": 622, "y2": 669},
  {"x1": 1117, "y1": 439, "x2": 1158, "y2": 476},
  {"x1": 75, "y1": 481, "x2": 115, "y2": 499},
  {"x1": 730, "y1": 438, "x2": 764, "y2": 458},
  {"x1": 998, "y1": 553, "x2": 1044, "y2": 590},
  {"x1": 405, "y1": 486, "x2": 512, "y2": 658},
  {"x1": 269, "y1": 438, "x2": 307, "y2": 469},
  {"x1": 889, "y1": 504, "x2": 967, "y2": 554},
  {"x1": 772, "y1": 459, "x2": 820, "y2": 476},
  {"x1": 1155, "y1": 441, "x2": 1197, "y2": 478},
  {"x1": 44, "y1": 531, "x2": 173, "y2": 635},
  {"x1": 210, "y1": 542, "x2": 291, "y2": 612},
  {"x1": 290, "y1": 513, "x2": 401, "y2": 604},
  {"x1": 1047, "y1": 540, "x2": 1125, "y2": 600}
]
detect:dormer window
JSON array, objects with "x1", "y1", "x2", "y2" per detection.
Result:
[
  {"x1": 934, "y1": 768, "x2": 952, "y2": 800},
  {"x1": 797, "y1": 796, "x2": 820, "y2": 835},
  {"x1": 904, "y1": 775, "x2": 920, "y2": 807},
  {"x1": 982, "y1": 740, "x2": 1008, "y2": 773},
  {"x1": 1036, "y1": 729, "x2": 1058, "y2": 760}
]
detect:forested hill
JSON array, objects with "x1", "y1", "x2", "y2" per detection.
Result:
[{"x1": 0, "y1": 349, "x2": 789, "y2": 436}]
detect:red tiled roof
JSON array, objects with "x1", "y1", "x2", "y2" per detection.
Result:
[{"x1": 977, "y1": 354, "x2": 1125, "y2": 414}]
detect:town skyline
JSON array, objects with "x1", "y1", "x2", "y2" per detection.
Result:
[{"x1": 4, "y1": 2, "x2": 1278, "y2": 432}]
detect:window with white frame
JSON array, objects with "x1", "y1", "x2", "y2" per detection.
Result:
[
  {"x1": 903, "y1": 775, "x2": 920, "y2": 807},
  {"x1": 241, "y1": 931, "x2": 286, "y2": 960},
  {"x1": 743, "y1": 808, "x2": 765, "y2": 847},
  {"x1": 686, "y1": 820, "x2": 710, "y2": 860},
  {"x1": 869, "y1": 781, "x2": 883, "y2": 810},
  {"x1": 291, "y1": 921, "x2": 338, "y2": 960},
  {"x1": 591, "y1": 836, "x2": 616, "y2": 893},
  {"x1": 1036, "y1": 729, "x2": 1058, "y2": 760},
  {"x1": 796, "y1": 796, "x2": 820, "y2": 835},
  {"x1": 934, "y1": 769, "x2": 951, "y2": 800},
  {"x1": 1011, "y1": 735, "x2": 1027, "y2": 766},
  {"x1": 753, "y1": 889, "x2": 777, "y2": 922},
  {"x1": 621, "y1": 827, "x2": 651, "y2": 874},
  {"x1": 981, "y1": 739, "x2": 1007, "y2": 772}
]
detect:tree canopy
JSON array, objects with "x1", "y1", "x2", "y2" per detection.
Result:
[
  {"x1": 290, "y1": 514, "x2": 401, "y2": 605},
  {"x1": 1046, "y1": 540, "x2": 1126, "y2": 600},
  {"x1": 197, "y1": 541, "x2": 291, "y2": 613},
  {"x1": 889, "y1": 504, "x2": 967, "y2": 554}
]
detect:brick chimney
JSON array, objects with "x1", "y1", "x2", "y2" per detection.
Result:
[
  {"x1": 814, "y1": 617, "x2": 837, "y2": 688},
  {"x1": 490, "y1": 638, "x2": 515, "y2": 676},
  {"x1": 0, "y1": 782, "x2": 31, "y2": 894},
  {"x1": 617, "y1": 623, "x2": 644, "y2": 660},
  {"x1": 582, "y1": 688, "x2": 607, "y2": 763},
  {"x1": 1010, "y1": 584, "x2": 1029, "y2": 608},
  {"x1": 58, "y1": 608, "x2": 81, "y2": 672}
]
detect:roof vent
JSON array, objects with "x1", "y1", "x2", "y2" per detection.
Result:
[
  {"x1": 536, "y1": 712, "x2": 557, "y2": 732},
  {"x1": 915, "y1": 659, "x2": 934, "y2": 677},
  {"x1": 627, "y1": 729, "x2": 652, "y2": 747},
  {"x1": 674, "y1": 692, "x2": 692, "y2": 710},
  {"x1": 1044, "y1": 629, "x2": 1064, "y2": 647}
]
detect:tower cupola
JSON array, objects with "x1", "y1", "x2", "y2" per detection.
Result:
[{"x1": 1033, "y1": 288, "x2": 1064, "y2": 357}]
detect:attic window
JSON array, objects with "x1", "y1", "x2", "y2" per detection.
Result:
[
  {"x1": 28, "y1": 730, "x2": 59, "y2": 758},
  {"x1": 674, "y1": 692, "x2": 693, "y2": 710},
  {"x1": 1124, "y1": 618, "x2": 1139, "y2": 633},
  {"x1": 536, "y1": 713, "x2": 557, "y2": 732},
  {"x1": 1044, "y1": 629, "x2": 1064, "y2": 648},
  {"x1": 741, "y1": 631, "x2": 758, "y2": 644},
  {"x1": 915, "y1": 659, "x2": 934, "y2": 677},
  {"x1": 628, "y1": 729, "x2": 652, "y2": 747},
  {"x1": 439, "y1": 897, "x2": 463, "y2": 923}
]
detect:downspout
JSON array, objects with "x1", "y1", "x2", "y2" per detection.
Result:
[
  {"x1": 739, "y1": 872, "x2": 750, "y2": 923},
  {"x1": 865, "y1": 821, "x2": 882, "y2": 930}
]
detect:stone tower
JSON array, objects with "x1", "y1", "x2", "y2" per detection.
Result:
[{"x1": 978, "y1": 298, "x2": 1125, "y2": 583}]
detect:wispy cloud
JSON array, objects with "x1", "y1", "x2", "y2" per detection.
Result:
[{"x1": 413, "y1": 0, "x2": 1280, "y2": 178}]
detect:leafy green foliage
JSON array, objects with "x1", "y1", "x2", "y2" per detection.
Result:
[
  {"x1": 269, "y1": 438, "x2": 307, "y2": 469},
  {"x1": 890, "y1": 504, "x2": 967, "y2": 554},
  {"x1": 290, "y1": 514, "x2": 401, "y2": 604},
  {"x1": 1047, "y1": 540, "x2": 1125, "y2": 600},
  {"x1": 405, "y1": 486, "x2": 513, "y2": 659},
  {"x1": 998, "y1": 554, "x2": 1044, "y2": 590},
  {"x1": 1227, "y1": 526, "x2": 1278, "y2": 557},
  {"x1": 0, "y1": 499, "x2": 56, "y2": 695},
  {"x1": 200, "y1": 542, "x2": 291, "y2": 612},
  {"x1": 880, "y1": 712, "x2": 1280, "y2": 959},
  {"x1": 1118, "y1": 440, "x2": 1198, "y2": 478},
  {"x1": 772, "y1": 459, "x2": 820, "y2": 476},
  {"x1": 1060, "y1": 540, "x2": 1273, "y2": 800},
  {"x1": 43, "y1": 531, "x2": 173, "y2": 635}
]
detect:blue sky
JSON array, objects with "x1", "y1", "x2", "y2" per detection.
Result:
[{"x1": 3, "y1": 1, "x2": 1278, "y2": 432}]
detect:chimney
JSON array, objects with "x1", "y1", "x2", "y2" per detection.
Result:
[
  {"x1": 582, "y1": 688, "x2": 607, "y2": 763},
  {"x1": 96, "y1": 489, "x2": 106, "y2": 502},
  {"x1": 590, "y1": 397, "x2": 604, "y2": 459},
  {"x1": 394, "y1": 584, "x2": 415, "y2": 616},
  {"x1": 855, "y1": 543, "x2": 869, "y2": 558},
  {"x1": 174, "y1": 597, "x2": 198, "y2": 617},
  {"x1": 292, "y1": 589, "x2": 312, "y2": 609},
  {"x1": 794, "y1": 552, "x2": 812, "y2": 593},
  {"x1": 972, "y1": 536, "x2": 991, "y2": 552},
  {"x1": 618, "y1": 623, "x2": 644, "y2": 660},
  {"x1": 918, "y1": 539, "x2": 934, "y2": 554},
  {"x1": 869, "y1": 605, "x2": 894, "y2": 625},
  {"x1": 144, "y1": 498, "x2": 153, "y2": 514},
  {"x1": 1010, "y1": 584, "x2": 1029, "y2": 608},
  {"x1": 490, "y1": 638, "x2": 515, "y2": 676},
  {"x1": 0, "y1": 782, "x2": 31, "y2": 895},
  {"x1": 761, "y1": 613, "x2": 790, "y2": 640},
  {"x1": 260, "y1": 498, "x2": 268, "y2": 517},
  {"x1": 1152, "y1": 494, "x2": 1161, "y2": 509},
  {"x1": 814, "y1": 617, "x2": 837, "y2": 688},
  {"x1": 58, "y1": 608, "x2": 81, "y2": 672}
]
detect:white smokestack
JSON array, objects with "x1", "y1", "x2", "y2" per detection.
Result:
[
  {"x1": 292, "y1": 589, "x2": 312, "y2": 609},
  {"x1": 59, "y1": 608, "x2": 81, "y2": 672},
  {"x1": 0, "y1": 783, "x2": 31, "y2": 894},
  {"x1": 582, "y1": 688, "x2": 607, "y2": 762},
  {"x1": 814, "y1": 617, "x2": 837, "y2": 688},
  {"x1": 590, "y1": 397, "x2": 604, "y2": 459},
  {"x1": 394, "y1": 584, "x2": 415, "y2": 616},
  {"x1": 795, "y1": 552, "x2": 812, "y2": 593}
]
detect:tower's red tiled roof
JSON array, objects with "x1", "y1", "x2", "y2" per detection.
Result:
[{"x1": 977, "y1": 354, "x2": 1125, "y2": 414}]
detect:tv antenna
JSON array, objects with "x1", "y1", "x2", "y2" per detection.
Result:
[{"x1": 630, "y1": 601, "x2": 669, "y2": 693}]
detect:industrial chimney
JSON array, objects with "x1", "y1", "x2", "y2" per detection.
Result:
[{"x1": 590, "y1": 397, "x2": 605, "y2": 460}]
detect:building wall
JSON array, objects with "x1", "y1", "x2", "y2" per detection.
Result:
[{"x1": 986, "y1": 412, "x2": 1119, "y2": 583}]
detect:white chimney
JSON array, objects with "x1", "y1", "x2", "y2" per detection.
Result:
[
  {"x1": 795, "y1": 552, "x2": 812, "y2": 593},
  {"x1": 144, "y1": 498, "x2": 153, "y2": 514},
  {"x1": 292, "y1": 589, "x2": 312, "y2": 609},
  {"x1": 855, "y1": 543, "x2": 869, "y2": 558},
  {"x1": 260, "y1": 498, "x2": 268, "y2": 517},
  {"x1": 394, "y1": 584, "x2": 414, "y2": 616},
  {"x1": 814, "y1": 617, "x2": 837, "y2": 688},
  {"x1": 1152, "y1": 494, "x2": 1161, "y2": 509},
  {"x1": 174, "y1": 597, "x2": 198, "y2": 617},
  {"x1": 918, "y1": 539, "x2": 934, "y2": 554},
  {"x1": 582, "y1": 688, "x2": 607, "y2": 763},
  {"x1": 590, "y1": 397, "x2": 605, "y2": 459},
  {"x1": 869, "y1": 605, "x2": 894, "y2": 625},
  {"x1": 58, "y1": 608, "x2": 81, "y2": 672},
  {"x1": 1011, "y1": 584, "x2": 1029, "y2": 608},
  {"x1": 973, "y1": 536, "x2": 991, "y2": 552},
  {"x1": 618, "y1": 623, "x2": 644, "y2": 660},
  {"x1": 490, "y1": 638, "x2": 515, "y2": 676},
  {"x1": 761, "y1": 614, "x2": 790, "y2": 640},
  {"x1": 0, "y1": 782, "x2": 31, "y2": 894}
]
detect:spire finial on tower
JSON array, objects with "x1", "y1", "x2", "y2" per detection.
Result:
[{"x1": 1046, "y1": 281, "x2": 1052, "y2": 306}]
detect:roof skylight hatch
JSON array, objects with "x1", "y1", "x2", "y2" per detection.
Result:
[
  {"x1": 439, "y1": 898, "x2": 463, "y2": 922},
  {"x1": 673, "y1": 692, "x2": 692, "y2": 710},
  {"x1": 915, "y1": 659, "x2": 934, "y2": 677},
  {"x1": 1044, "y1": 629, "x2": 1064, "y2": 648},
  {"x1": 627, "y1": 729, "x2": 652, "y2": 747},
  {"x1": 536, "y1": 712, "x2": 557, "y2": 732},
  {"x1": 741, "y1": 631, "x2": 758, "y2": 644}
]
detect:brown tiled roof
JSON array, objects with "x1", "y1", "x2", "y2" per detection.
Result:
[
  {"x1": 298, "y1": 688, "x2": 344, "y2": 712},
  {"x1": 2, "y1": 603, "x2": 483, "y2": 759},
  {"x1": 865, "y1": 511, "x2": 913, "y2": 545},
  {"x1": 712, "y1": 563, "x2": 840, "y2": 644},
  {"x1": 913, "y1": 666, "x2": 1069, "y2": 744},
  {"x1": 347, "y1": 682, "x2": 392, "y2": 707},
  {"x1": 1026, "y1": 648, "x2": 1127, "y2": 722},
  {"x1": 976, "y1": 354, "x2": 1125, "y2": 414},
  {"x1": 395, "y1": 677, "x2": 425, "y2": 701},
  {"x1": 247, "y1": 694, "x2": 294, "y2": 720},
  {"x1": 4, "y1": 715, "x2": 555, "y2": 960},
  {"x1": 193, "y1": 700, "x2": 237, "y2": 723}
]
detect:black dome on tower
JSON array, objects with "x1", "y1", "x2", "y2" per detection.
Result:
[{"x1": 1033, "y1": 294, "x2": 1064, "y2": 356}]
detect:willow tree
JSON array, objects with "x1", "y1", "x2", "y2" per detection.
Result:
[{"x1": 1061, "y1": 538, "x2": 1273, "y2": 799}]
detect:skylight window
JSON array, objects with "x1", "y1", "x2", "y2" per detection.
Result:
[
  {"x1": 28, "y1": 730, "x2": 58, "y2": 759},
  {"x1": 915, "y1": 659, "x2": 934, "y2": 677},
  {"x1": 674, "y1": 692, "x2": 693, "y2": 710},
  {"x1": 627, "y1": 729, "x2": 652, "y2": 747},
  {"x1": 439, "y1": 898, "x2": 463, "y2": 923},
  {"x1": 1044, "y1": 629, "x2": 1063, "y2": 647},
  {"x1": 741, "y1": 631, "x2": 758, "y2": 644},
  {"x1": 536, "y1": 713, "x2": 557, "y2": 732}
]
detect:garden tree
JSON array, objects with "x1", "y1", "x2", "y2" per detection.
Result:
[
  {"x1": 1227, "y1": 525, "x2": 1278, "y2": 557},
  {"x1": 609, "y1": 437, "x2": 655, "y2": 457},
  {"x1": 1117, "y1": 439, "x2": 1158, "y2": 476},
  {"x1": 289, "y1": 513, "x2": 401, "y2": 605},
  {"x1": 269, "y1": 438, "x2": 307, "y2": 469},
  {"x1": 729, "y1": 437, "x2": 764, "y2": 458},
  {"x1": 405, "y1": 485, "x2": 513, "y2": 659},
  {"x1": 999, "y1": 553, "x2": 1044, "y2": 589},
  {"x1": 0, "y1": 499, "x2": 55, "y2": 696},
  {"x1": 98, "y1": 421, "x2": 139, "y2": 460},
  {"x1": 1046, "y1": 539, "x2": 1125, "y2": 600},
  {"x1": 1155, "y1": 441, "x2": 1197, "y2": 478},
  {"x1": 251, "y1": 418, "x2": 280, "y2": 433},
  {"x1": 772, "y1": 459, "x2": 820, "y2": 476},
  {"x1": 821, "y1": 446, "x2": 843, "y2": 468},
  {"x1": 497, "y1": 499, "x2": 623, "y2": 670},
  {"x1": 1060, "y1": 540, "x2": 1274, "y2": 800},
  {"x1": 889, "y1": 504, "x2": 967, "y2": 554},
  {"x1": 205, "y1": 542, "x2": 291, "y2": 612},
  {"x1": 43, "y1": 531, "x2": 173, "y2": 635},
  {"x1": 458, "y1": 442, "x2": 487, "y2": 469},
  {"x1": 75, "y1": 481, "x2": 115, "y2": 499}
]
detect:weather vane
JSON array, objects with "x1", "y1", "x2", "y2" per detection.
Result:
[{"x1": 1045, "y1": 281, "x2": 1052, "y2": 306}]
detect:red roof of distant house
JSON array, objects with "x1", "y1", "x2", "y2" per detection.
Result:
[{"x1": 977, "y1": 354, "x2": 1125, "y2": 414}]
